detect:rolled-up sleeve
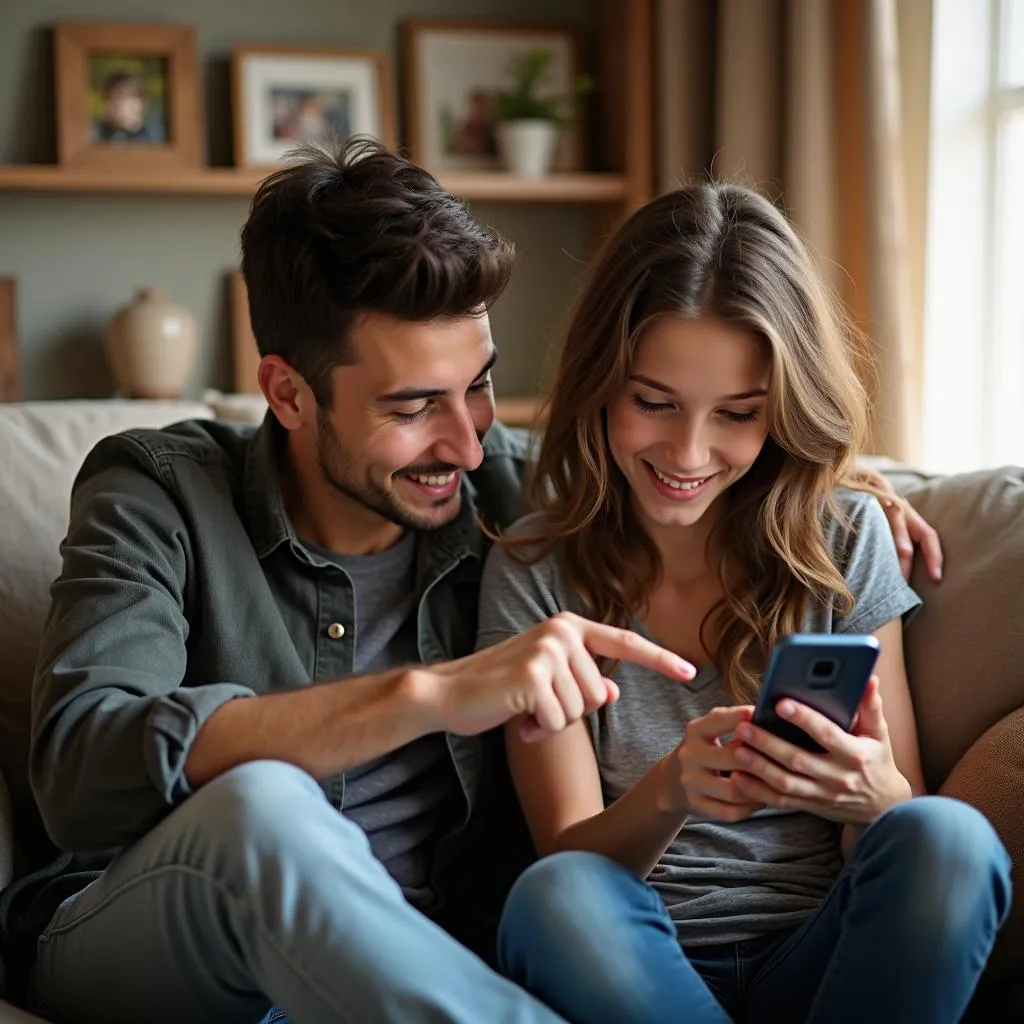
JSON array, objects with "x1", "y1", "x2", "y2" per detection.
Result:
[{"x1": 30, "y1": 447, "x2": 254, "y2": 853}]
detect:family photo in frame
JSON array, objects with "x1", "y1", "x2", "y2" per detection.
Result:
[
  {"x1": 53, "y1": 21, "x2": 203, "y2": 171},
  {"x1": 231, "y1": 45, "x2": 394, "y2": 169},
  {"x1": 48, "y1": 17, "x2": 590, "y2": 179}
]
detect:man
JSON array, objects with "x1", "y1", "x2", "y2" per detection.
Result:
[{"x1": 0, "y1": 140, "x2": 939, "y2": 1024}]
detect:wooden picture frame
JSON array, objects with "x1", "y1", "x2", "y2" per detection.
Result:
[
  {"x1": 0, "y1": 278, "x2": 18, "y2": 402},
  {"x1": 230, "y1": 270, "x2": 261, "y2": 395},
  {"x1": 54, "y1": 21, "x2": 203, "y2": 171},
  {"x1": 232, "y1": 45, "x2": 395, "y2": 169},
  {"x1": 402, "y1": 20, "x2": 584, "y2": 173}
]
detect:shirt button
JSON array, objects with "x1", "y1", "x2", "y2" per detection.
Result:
[{"x1": 327, "y1": 622, "x2": 346, "y2": 640}]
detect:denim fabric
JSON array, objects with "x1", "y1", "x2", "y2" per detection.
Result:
[
  {"x1": 29, "y1": 761, "x2": 566, "y2": 1024},
  {"x1": 499, "y1": 797, "x2": 1012, "y2": 1024},
  {"x1": 1, "y1": 415, "x2": 537, "y2": 1006}
]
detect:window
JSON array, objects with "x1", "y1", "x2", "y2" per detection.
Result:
[{"x1": 923, "y1": 0, "x2": 1024, "y2": 471}]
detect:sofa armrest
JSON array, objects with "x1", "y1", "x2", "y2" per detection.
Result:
[{"x1": 938, "y1": 707, "x2": 1024, "y2": 985}]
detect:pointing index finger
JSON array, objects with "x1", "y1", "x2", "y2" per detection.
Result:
[{"x1": 581, "y1": 621, "x2": 696, "y2": 680}]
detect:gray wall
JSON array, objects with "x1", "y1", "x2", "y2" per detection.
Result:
[{"x1": 0, "y1": 0, "x2": 594, "y2": 400}]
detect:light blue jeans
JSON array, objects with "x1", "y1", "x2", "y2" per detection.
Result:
[
  {"x1": 498, "y1": 797, "x2": 1012, "y2": 1024},
  {"x1": 28, "y1": 760, "x2": 567, "y2": 1024}
]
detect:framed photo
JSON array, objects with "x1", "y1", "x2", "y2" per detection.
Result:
[
  {"x1": 54, "y1": 21, "x2": 202, "y2": 171},
  {"x1": 229, "y1": 270, "x2": 261, "y2": 395},
  {"x1": 0, "y1": 278, "x2": 18, "y2": 403},
  {"x1": 402, "y1": 20, "x2": 583, "y2": 173},
  {"x1": 232, "y1": 46, "x2": 394, "y2": 169}
]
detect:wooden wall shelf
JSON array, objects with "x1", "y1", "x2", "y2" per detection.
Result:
[
  {"x1": 494, "y1": 397, "x2": 542, "y2": 427},
  {"x1": 0, "y1": 165, "x2": 628, "y2": 203}
]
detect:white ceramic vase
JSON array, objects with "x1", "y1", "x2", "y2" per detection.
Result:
[
  {"x1": 106, "y1": 287, "x2": 197, "y2": 400},
  {"x1": 496, "y1": 119, "x2": 559, "y2": 178}
]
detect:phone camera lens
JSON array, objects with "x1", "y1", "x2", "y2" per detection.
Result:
[{"x1": 809, "y1": 658, "x2": 839, "y2": 684}]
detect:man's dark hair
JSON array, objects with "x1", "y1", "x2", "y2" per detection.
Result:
[
  {"x1": 240, "y1": 136, "x2": 516, "y2": 405},
  {"x1": 102, "y1": 71, "x2": 143, "y2": 97}
]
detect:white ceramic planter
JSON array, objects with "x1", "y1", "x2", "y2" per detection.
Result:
[
  {"x1": 106, "y1": 287, "x2": 197, "y2": 399},
  {"x1": 496, "y1": 119, "x2": 559, "y2": 178}
]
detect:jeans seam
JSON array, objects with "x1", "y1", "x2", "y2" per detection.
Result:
[
  {"x1": 36, "y1": 862, "x2": 358, "y2": 1024},
  {"x1": 746, "y1": 870, "x2": 851, "y2": 993}
]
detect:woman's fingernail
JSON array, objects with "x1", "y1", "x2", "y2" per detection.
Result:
[
  {"x1": 736, "y1": 746, "x2": 751, "y2": 763},
  {"x1": 736, "y1": 724, "x2": 753, "y2": 741},
  {"x1": 777, "y1": 701, "x2": 795, "y2": 719}
]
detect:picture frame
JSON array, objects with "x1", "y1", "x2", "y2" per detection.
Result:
[
  {"x1": 232, "y1": 45, "x2": 395, "y2": 169},
  {"x1": 0, "y1": 278, "x2": 18, "y2": 403},
  {"x1": 54, "y1": 21, "x2": 203, "y2": 171},
  {"x1": 401, "y1": 20, "x2": 584, "y2": 173},
  {"x1": 229, "y1": 269, "x2": 261, "y2": 395}
]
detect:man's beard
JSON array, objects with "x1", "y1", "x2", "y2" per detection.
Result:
[{"x1": 316, "y1": 409, "x2": 463, "y2": 532}]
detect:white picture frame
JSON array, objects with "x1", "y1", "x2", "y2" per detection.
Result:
[
  {"x1": 402, "y1": 21, "x2": 583, "y2": 173},
  {"x1": 232, "y1": 46, "x2": 394, "y2": 169}
]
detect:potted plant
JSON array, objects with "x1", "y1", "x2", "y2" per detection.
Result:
[{"x1": 493, "y1": 49, "x2": 591, "y2": 178}]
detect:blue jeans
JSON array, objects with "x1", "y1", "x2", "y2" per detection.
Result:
[
  {"x1": 29, "y1": 760, "x2": 567, "y2": 1024},
  {"x1": 498, "y1": 797, "x2": 1012, "y2": 1024}
]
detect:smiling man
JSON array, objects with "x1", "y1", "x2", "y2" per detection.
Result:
[
  {"x1": 0, "y1": 140, "x2": 940, "y2": 1024},
  {"x1": 0, "y1": 139, "x2": 699, "y2": 1024}
]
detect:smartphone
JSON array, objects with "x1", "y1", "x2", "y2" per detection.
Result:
[{"x1": 751, "y1": 634, "x2": 881, "y2": 753}]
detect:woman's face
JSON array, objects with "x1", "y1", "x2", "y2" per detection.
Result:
[{"x1": 606, "y1": 314, "x2": 771, "y2": 534}]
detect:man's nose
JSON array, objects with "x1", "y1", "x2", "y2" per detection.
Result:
[{"x1": 435, "y1": 405, "x2": 484, "y2": 470}]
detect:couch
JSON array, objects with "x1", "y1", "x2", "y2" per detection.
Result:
[{"x1": 0, "y1": 399, "x2": 1021, "y2": 1022}]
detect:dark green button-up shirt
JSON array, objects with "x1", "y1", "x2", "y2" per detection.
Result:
[{"x1": 1, "y1": 414, "x2": 534, "y2": 976}]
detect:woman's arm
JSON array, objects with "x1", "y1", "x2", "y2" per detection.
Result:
[
  {"x1": 506, "y1": 719, "x2": 686, "y2": 877},
  {"x1": 729, "y1": 616, "x2": 923, "y2": 845},
  {"x1": 507, "y1": 703, "x2": 762, "y2": 878},
  {"x1": 480, "y1": 529, "x2": 749, "y2": 879},
  {"x1": 839, "y1": 618, "x2": 925, "y2": 856},
  {"x1": 866, "y1": 618, "x2": 926, "y2": 794}
]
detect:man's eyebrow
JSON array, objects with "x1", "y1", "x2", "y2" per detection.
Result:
[
  {"x1": 378, "y1": 350, "x2": 498, "y2": 404},
  {"x1": 629, "y1": 374, "x2": 767, "y2": 402}
]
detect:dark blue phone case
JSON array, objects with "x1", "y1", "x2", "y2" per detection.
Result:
[{"x1": 752, "y1": 634, "x2": 881, "y2": 753}]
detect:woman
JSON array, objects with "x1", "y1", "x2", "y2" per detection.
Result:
[{"x1": 477, "y1": 183, "x2": 1011, "y2": 1024}]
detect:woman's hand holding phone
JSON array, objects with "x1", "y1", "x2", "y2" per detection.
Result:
[
  {"x1": 656, "y1": 705, "x2": 767, "y2": 823},
  {"x1": 728, "y1": 677, "x2": 913, "y2": 824}
]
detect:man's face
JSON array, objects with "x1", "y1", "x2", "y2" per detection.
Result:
[{"x1": 314, "y1": 311, "x2": 497, "y2": 532}]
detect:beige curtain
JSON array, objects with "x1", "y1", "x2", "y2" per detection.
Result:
[{"x1": 655, "y1": 0, "x2": 922, "y2": 461}]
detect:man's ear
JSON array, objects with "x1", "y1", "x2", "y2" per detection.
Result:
[{"x1": 259, "y1": 355, "x2": 313, "y2": 431}]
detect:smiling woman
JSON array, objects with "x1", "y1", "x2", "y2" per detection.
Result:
[
  {"x1": 608, "y1": 316, "x2": 770, "y2": 531},
  {"x1": 477, "y1": 180, "x2": 1010, "y2": 1024}
]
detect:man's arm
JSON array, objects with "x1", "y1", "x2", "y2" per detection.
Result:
[
  {"x1": 183, "y1": 670, "x2": 434, "y2": 787},
  {"x1": 34, "y1": 444, "x2": 691, "y2": 853},
  {"x1": 30, "y1": 454, "x2": 254, "y2": 852},
  {"x1": 846, "y1": 464, "x2": 943, "y2": 581},
  {"x1": 32, "y1": 450, "x2": 449, "y2": 850}
]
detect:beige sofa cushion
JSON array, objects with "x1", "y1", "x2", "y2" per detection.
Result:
[
  {"x1": 893, "y1": 467, "x2": 1024, "y2": 791},
  {"x1": 939, "y1": 707, "x2": 1024, "y2": 986},
  {"x1": 0, "y1": 401, "x2": 212, "y2": 832}
]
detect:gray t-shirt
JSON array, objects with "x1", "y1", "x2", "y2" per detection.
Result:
[
  {"x1": 477, "y1": 490, "x2": 921, "y2": 945},
  {"x1": 307, "y1": 530, "x2": 460, "y2": 910}
]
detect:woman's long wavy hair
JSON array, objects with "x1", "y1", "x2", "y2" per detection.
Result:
[{"x1": 507, "y1": 182, "x2": 873, "y2": 703}]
